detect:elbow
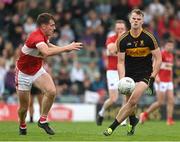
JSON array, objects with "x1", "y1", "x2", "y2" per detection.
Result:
[
  {"x1": 43, "y1": 54, "x2": 48, "y2": 58},
  {"x1": 156, "y1": 58, "x2": 162, "y2": 71},
  {"x1": 154, "y1": 55, "x2": 162, "y2": 67},
  {"x1": 41, "y1": 51, "x2": 49, "y2": 58},
  {"x1": 159, "y1": 58, "x2": 162, "y2": 66}
]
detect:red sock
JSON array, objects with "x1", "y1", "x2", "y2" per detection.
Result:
[
  {"x1": 167, "y1": 117, "x2": 173, "y2": 121},
  {"x1": 20, "y1": 122, "x2": 26, "y2": 129},
  {"x1": 39, "y1": 116, "x2": 47, "y2": 123},
  {"x1": 144, "y1": 112, "x2": 148, "y2": 118}
]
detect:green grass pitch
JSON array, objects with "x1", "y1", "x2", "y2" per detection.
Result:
[{"x1": 0, "y1": 121, "x2": 179, "y2": 141}]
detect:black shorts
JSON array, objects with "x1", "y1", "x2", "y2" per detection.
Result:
[
  {"x1": 31, "y1": 85, "x2": 41, "y2": 95},
  {"x1": 125, "y1": 72, "x2": 151, "y2": 85}
]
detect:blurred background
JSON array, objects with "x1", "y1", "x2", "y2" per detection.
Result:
[{"x1": 0, "y1": 0, "x2": 179, "y2": 122}]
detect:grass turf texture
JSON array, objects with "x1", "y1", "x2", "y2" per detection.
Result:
[{"x1": 0, "y1": 121, "x2": 179, "y2": 141}]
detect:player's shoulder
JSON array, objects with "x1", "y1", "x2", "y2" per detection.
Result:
[
  {"x1": 142, "y1": 29, "x2": 159, "y2": 47},
  {"x1": 117, "y1": 31, "x2": 129, "y2": 44},
  {"x1": 121, "y1": 31, "x2": 129, "y2": 40},
  {"x1": 27, "y1": 28, "x2": 45, "y2": 43},
  {"x1": 29, "y1": 28, "x2": 43, "y2": 38},
  {"x1": 26, "y1": 28, "x2": 47, "y2": 46},
  {"x1": 106, "y1": 34, "x2": 118, "y2": 46},
  {"x1": 107, "y1": 34, "x2": 118, "y2": 41},
  {"x1": 142, "y1": 29, "x2": 156, "y2": 39}
]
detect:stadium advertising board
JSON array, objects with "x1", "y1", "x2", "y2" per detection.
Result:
[{"x1": 0, "y1": 102, "x2": 96, "y2": 122}]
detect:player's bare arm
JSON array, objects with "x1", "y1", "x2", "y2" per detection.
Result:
[
  {"x1": 155, "y1": 75, "x2": 160, "y2": 83},
  {"x1": 37, "y1": 42, "x2": 83, "y2": 57},
  {"x1": 117, "y1": 52, "x2": 125, "y2": 79},
  {"x1": 151, "y1": 48, "x2": 162, "y2": 78}
]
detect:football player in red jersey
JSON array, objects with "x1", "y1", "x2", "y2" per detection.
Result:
[
  {"x1": 140, "y1": 39, "x2": 175, "y2": 125},
  {"x1": 96, "y1": 20, "x2": 127, "y2": 126},
  {"x1": 16, "y1": 13, "x2": 83, "y2": 135}
]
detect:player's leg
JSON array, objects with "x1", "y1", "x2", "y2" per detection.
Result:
[
  {"x1": 34, "y1": 72, "x2": 56, "y2": 135},
  {"x1": 17, "y1": 90, "x2": 30, "y2": 135},
  {"x1": 97, "y1": 71, "x2": 118, "y2": 125},
  {"x1": 166, "y1": 82, "x2": 175, "y2": 125},
  {"x1": 16, "y1": 68, "x2": 32, "y2": 135},
  {"x1": 127, "y1": 98, "x2": 138, "y2": 136},
  {"x1": 101, "y1": 90, "x2": 118, "y2": 113},
  {"x1": 140, "y1": 82, "x2": 165, "y2": 123},
  {"x1": 37, "y1": 92, "x2": 43, "y2": 114},
  {"x1": 125, "y1": 92, "x2": 139, "y2": 136},
  {"x1": 29, "y1": 94, "x2": 34, "y2": 123},
  {"x1": 97, "y1": 89, "x2": 118, "y2": 125},
  {"x1": 34, "y1": 73, "x2": 56, "y2": 119},
  {"x1": 103, "y1": 81, "x2": 147, "y2": 136},
  {"x1": 120, "y1": 95, "x2": 128, "y2": 126},
  {"x1": 29, "y1": 85, "x2": 42, "y2": 123}
]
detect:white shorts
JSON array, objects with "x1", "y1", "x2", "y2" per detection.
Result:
[
  {"x1": 154, "y1": 82, "x2": 173, "y2": 92},
  {"x1": 106, "y1": 70, "x2": 119, "y2": 90},
  {"x1": 16, "y1": 67, "x2": 47, "y2": 91}
]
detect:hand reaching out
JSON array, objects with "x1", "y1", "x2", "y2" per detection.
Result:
[{"x1": 68, "y1": 42, "x2": 83, "y2": 51}]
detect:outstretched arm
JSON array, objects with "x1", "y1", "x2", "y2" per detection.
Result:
[{"x1": 37, "y1": 42, "x2": 83, "y2": 58}]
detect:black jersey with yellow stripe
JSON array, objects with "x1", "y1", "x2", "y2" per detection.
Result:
[{"x1": 117, "y1": 29, "x2": 159, "y2": 75}]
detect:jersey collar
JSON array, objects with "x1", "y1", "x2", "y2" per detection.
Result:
[
  {"x1": 130, "y1": 28, "x2": 143, "y2": 38},
  {"x1": 38, "y1": 28, "x2": 49, "y2": 41}
]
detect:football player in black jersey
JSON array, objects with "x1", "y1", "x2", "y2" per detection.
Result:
[{"x1": 103, "y1": 9, "x2": 162, "y2": 136}]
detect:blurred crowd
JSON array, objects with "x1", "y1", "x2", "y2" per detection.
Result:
[{"x1": 0, "y1": 0, "x2": 179, "y2": 104}]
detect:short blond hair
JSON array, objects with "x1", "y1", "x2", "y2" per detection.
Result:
[{"x1": 129, "y1": 9, "x2": 144, "y2": 18}]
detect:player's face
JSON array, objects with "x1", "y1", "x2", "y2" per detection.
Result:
[
  {"x1": 165, "y1": 42, "x2": 174, "y2": 52},
  {"x1": 44, "y1": 19, "x2": 56, "y2": 36},
  {"x1": 129, "y1": 13, "x2": 144, "y2": 29},
  {"x1": 115, "y1": 23, "x2": 126, "y2": 36}
]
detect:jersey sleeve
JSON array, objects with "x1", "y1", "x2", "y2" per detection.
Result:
[
  {"x1": 147, "y1": 32, "x2": 159, "y2": 50},
  {"x1": 117, "y1": 37, "x2": 126, "y2": 52},
  {"x1": 34, "y1": 34, "x2": 46, "y2": 47},
  {"x1": 26, "y1": 33, "x2": 46, "y2": 48}
]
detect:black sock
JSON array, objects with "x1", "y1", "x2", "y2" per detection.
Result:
[
  {"x1": 30, "y1": 116, "x2": 33, "y2": 122},
  {"x1": 129, "y1": 115, "x2": 136, "y2": 125},
  {"x1": 109, "y1": 119, "x2": 120, "y2": 131}
]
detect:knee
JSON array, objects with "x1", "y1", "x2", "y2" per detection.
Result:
[
  {"x1": 127, "y1": 99, "x2": 137, "y2": 107},
  {"x1": 109, "y1": 97, "x2": 117, "y2": 103},
  {"x1": 168, "y1": 98, "x2": 174, "y2": 105},
  {"x1": 47, "y1": 88, "x2": 57, "y2": 97},
  {"x1": 29, "y1": 100, "x2": 33, "y2": 107},
  {"x1": 157, "y1": 100, "x2": 164, "y2": 106}
]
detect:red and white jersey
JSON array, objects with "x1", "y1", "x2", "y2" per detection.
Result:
[
  {"x1": 105, "y1": 34, "x2": 118, "y2": 70},
  {"x1": 158, "y1": 49, "x2": 174, "y2": 82},
  {"x1": 17, "y1": 28, "x2": 49, "y2": 75}
]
